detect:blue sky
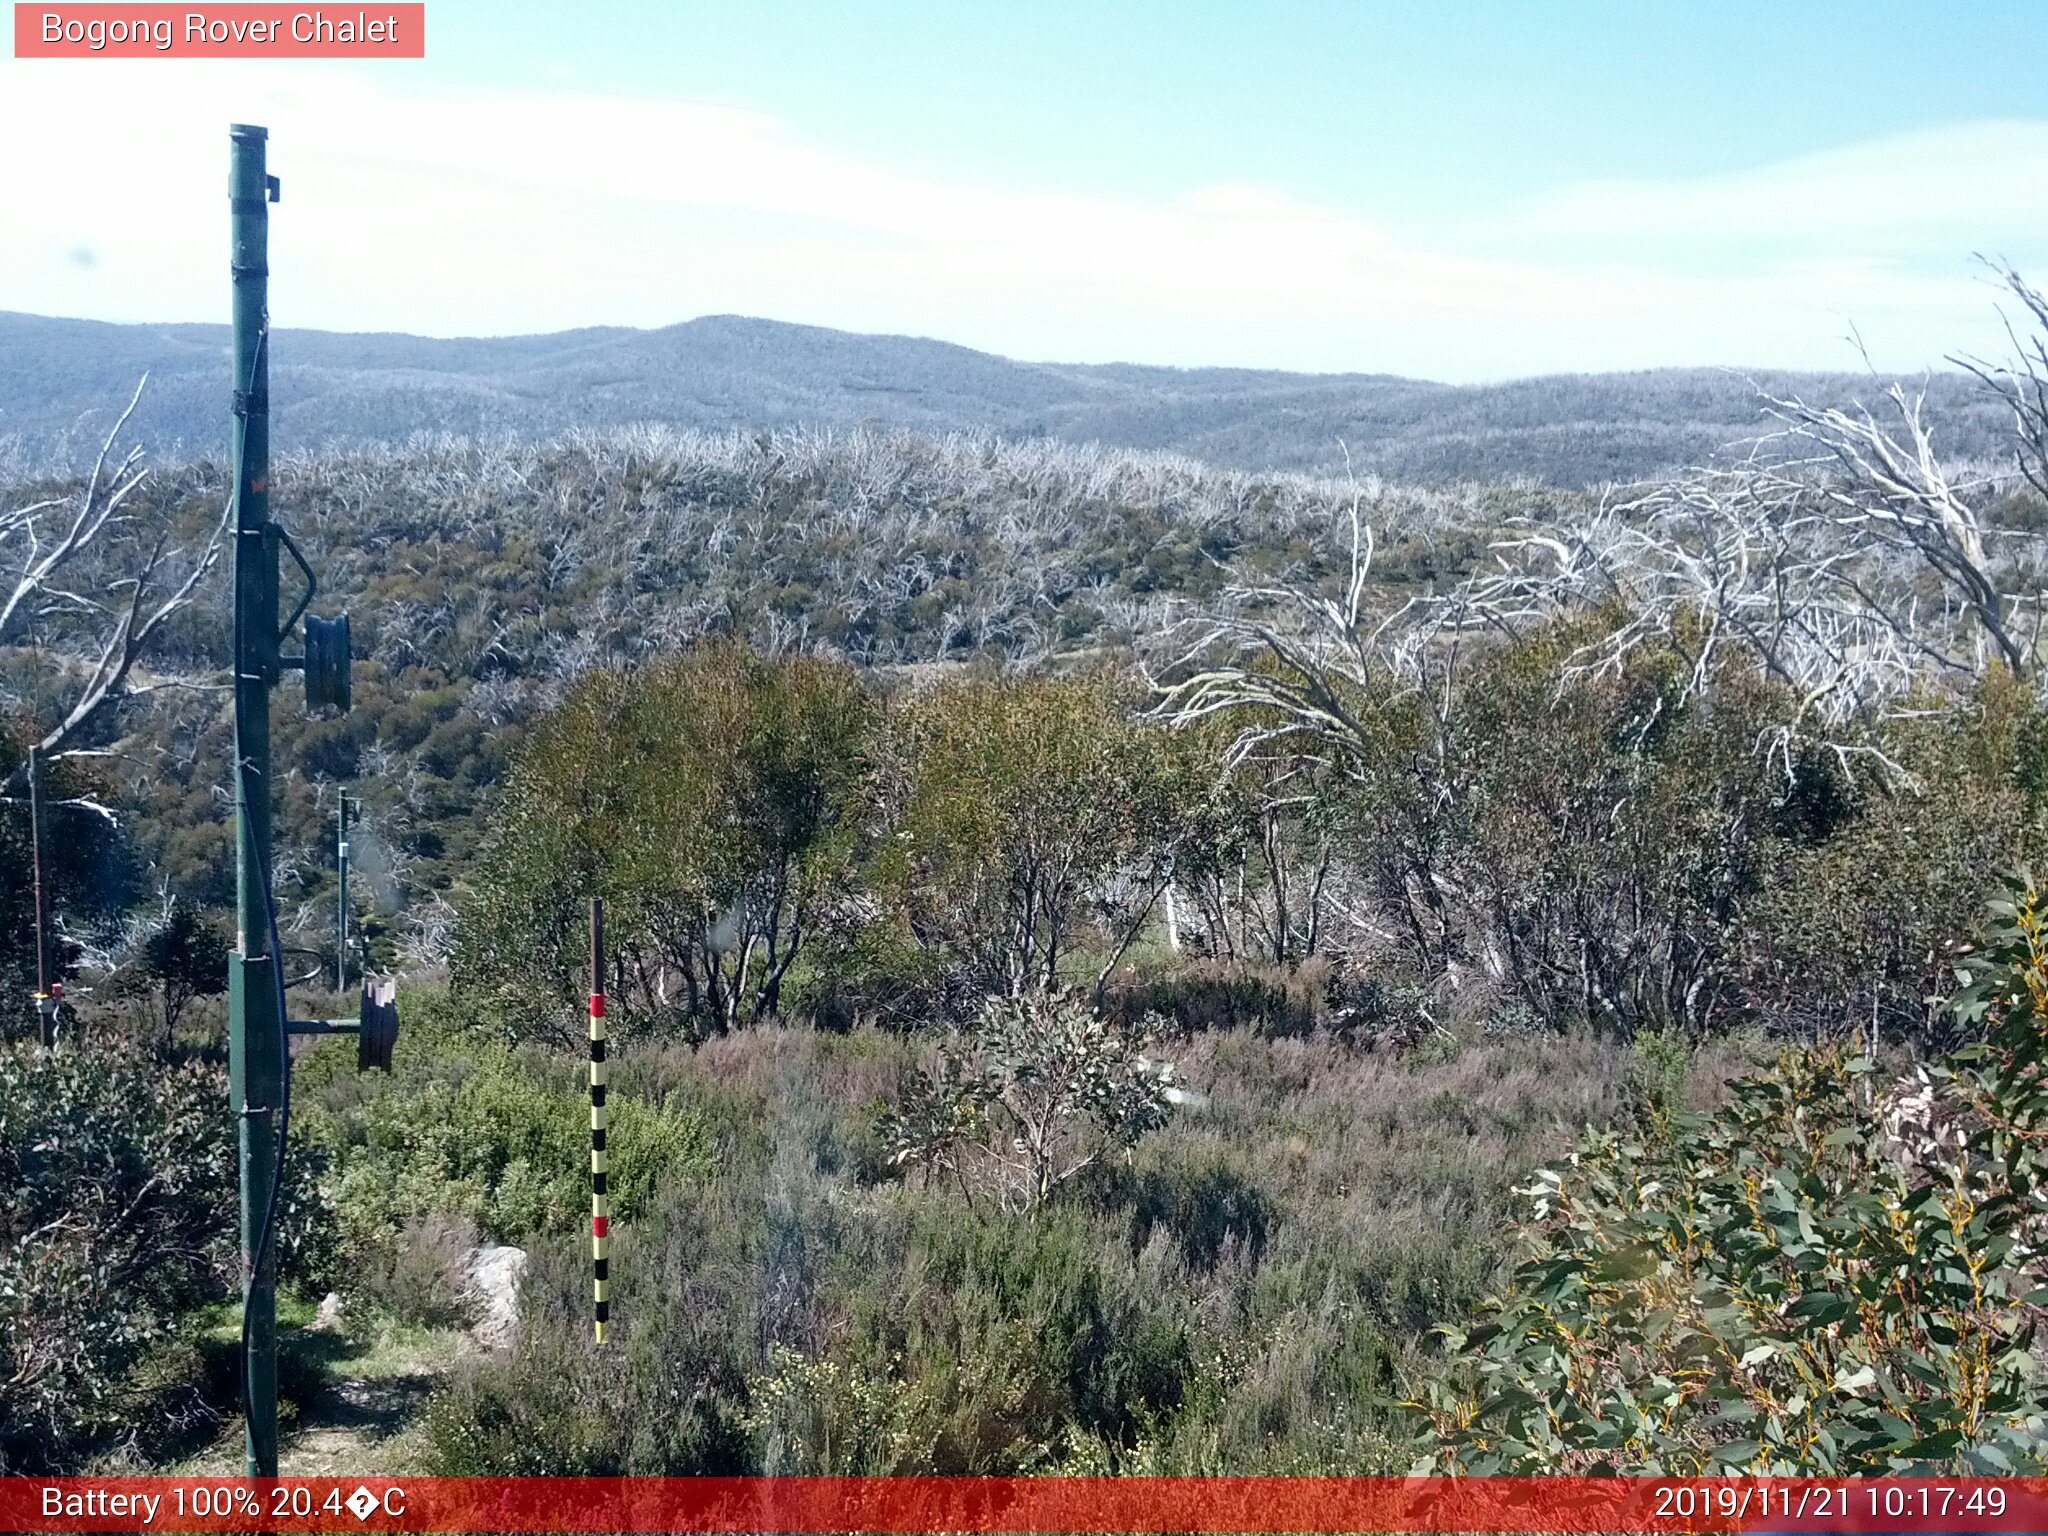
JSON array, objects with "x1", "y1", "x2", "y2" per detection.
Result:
[
  {"x1": 6, "y1": 1, "x2": 2048, "y2": 378},
  {"x1": 435, "y1": 1, "x2": 2047, "y2": 209}
]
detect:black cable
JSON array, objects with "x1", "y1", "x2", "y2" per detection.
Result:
[{"x1": 236, "y1": 785, "x2": 292, "y2": 1437}]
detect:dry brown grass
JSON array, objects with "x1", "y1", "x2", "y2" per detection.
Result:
[{"x1": 421, "y1": 1017, "x2": 1747, "y2": 1474}]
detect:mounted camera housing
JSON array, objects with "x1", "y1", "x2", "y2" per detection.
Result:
[
  {"x1": 285, "y1": 976, "x2": 400, "y2": 1072},
  {"x1": 357, "y1": 977, "x2": 399, "y2": 1072},
  {"x1": 304, "y1": 613, "x2": 352, "y2": 713}
]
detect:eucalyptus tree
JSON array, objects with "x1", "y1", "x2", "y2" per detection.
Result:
[
  {"x1": 880, "y1": 669, "x2": 1204, "y2": 1005},
  {"x1": 456, "y1": 642, "x2": 875, "y2": 1043}
]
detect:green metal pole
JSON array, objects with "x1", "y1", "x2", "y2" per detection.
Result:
[{"x1": 227, "y1": 121, "x2": 282, "y2": 1479}]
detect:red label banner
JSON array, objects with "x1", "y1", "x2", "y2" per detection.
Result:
[
  {"x1": 13, "y1": 4, "x2": 425, "y2": 57},
  {"x1": 2, "y1": 1476, "x2": 2043, "y2": 1533}
]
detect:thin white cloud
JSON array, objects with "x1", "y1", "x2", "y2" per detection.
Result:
[
  {"x1": 0, "y1": 62, "x2": 2040, "y2": 380},
  {"x1": 1507, "y1": 121, "x2": 2048, "y2": 258}
]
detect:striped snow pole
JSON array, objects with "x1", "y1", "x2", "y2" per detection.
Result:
[{"x1": 589, "y1": 896, "x2": 609, "y2": 1344}]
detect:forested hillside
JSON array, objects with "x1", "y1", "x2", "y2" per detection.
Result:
[
  {"x1": 1, "y1": 429, "x2": 1546, "y2": 959},
  {"x1": 0, "y1": 309, "x2": 2017, "y2": 485},
  {"x1": 8, "y1": 270, "x2": 2048, "y2": 1479}
]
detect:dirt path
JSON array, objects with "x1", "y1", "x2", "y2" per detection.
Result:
[
  {"x1": 273, "y1": 1359, "x2": 450, "y2": 1475},
  {"x1": 183, "y1": 1316, "x2": 472, "y2": 1476}
]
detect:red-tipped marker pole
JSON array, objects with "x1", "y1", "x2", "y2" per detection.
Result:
[{"x1": 589, "y1": 896, "x2": 609, "y2": 1343}]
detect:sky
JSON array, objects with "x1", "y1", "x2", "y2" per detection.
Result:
[{"x1": 5, "y1": 0, "x2": 2048, "y2": 381}]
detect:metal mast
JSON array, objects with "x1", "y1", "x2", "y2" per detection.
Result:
[
  {"x1": 222, "y1": 123, "x2": 376, "y2": 1478},
  {"x1": 227, "y1": 121, "x2": 284, "y2": 1478}
]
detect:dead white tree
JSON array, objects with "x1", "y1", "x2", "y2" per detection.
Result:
[
  {"x1": 0, "y1": 378, "x2": 231, "y2": 795},
  {"x1": 1957, "y1": 260, "x2": 2048, "y2": 508},
  {"x1": 1147, "y1": 481, "x2": 1434, "y2": 775},
  {"x1": 1144, "y1": 472, "x2": 1486, "y2": 976},
  {"x1": 1468, "y1": 469, "x2": 1925, "y2": 778},
  {"x1": 1465, "y1": 284, "x2": 2048, "y2": 780},
  {"x1": 1759, "y1": 387, "x2": 2038, "y2": 681}
]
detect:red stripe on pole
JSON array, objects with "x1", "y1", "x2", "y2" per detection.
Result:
[{"x1": 590, "y1": 993, "x2": 606, "y2": 1017}]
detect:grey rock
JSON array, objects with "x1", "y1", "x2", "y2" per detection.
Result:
[{"x1": 462, "y1": 1244, "x2": 527, "y2": 1351}]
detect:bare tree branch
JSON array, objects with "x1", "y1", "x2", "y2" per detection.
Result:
[{"x1": 0, "y1": 377, "x2": 231, "y2": 795}]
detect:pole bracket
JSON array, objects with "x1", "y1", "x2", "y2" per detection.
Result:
[
  {"x1": 276, "y1": 526, "x2": 317, "y2": 640},
  {"x1": 283, "y1": 982, "x2": 398, "y2": 1070}
]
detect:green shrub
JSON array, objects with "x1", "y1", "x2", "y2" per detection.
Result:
[
  {"x1": 423, "y1": 1211, "x2": 753, "y2": 1475},
  {"x1": 0, "y1": 1040, "x2": 332, "y2": 1472},
  {"x1": 882, "y1": 994, "x2": 1176, "y2": 1211},
  {"x1": 1622, "y1": 1024, "x2": 1691, "y2": 1126},
  {"x1": 850, "y1": 1205, "x2": 1198, "y2": 1470},
  {"x1": 1413, "y1": 875, "x2": 2048, "y2": 1474},
  {"x1": 1127, "y1": 1153, "x2": 1274, "y2": 1272},
  {"x1": 1737, "y1": 765, "x2": 2031, "y2": 1046},
  {"x1": 295, "y1": 1001, "x2": 715, "y2": 1338},
  {"x1": 1105, "y1": 961, "x2": 1327, "y2": 1038},
  {"x1": 744, "y1": 1343, "x2": 943, "y2": 1473},
  {"x1": 307, "y1": 1025, "x2": 712, "y2": 1254}
]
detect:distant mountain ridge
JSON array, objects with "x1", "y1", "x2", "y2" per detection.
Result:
[{"x1": 0, "y1": 309, "x2": 2010, "y2": 485}]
